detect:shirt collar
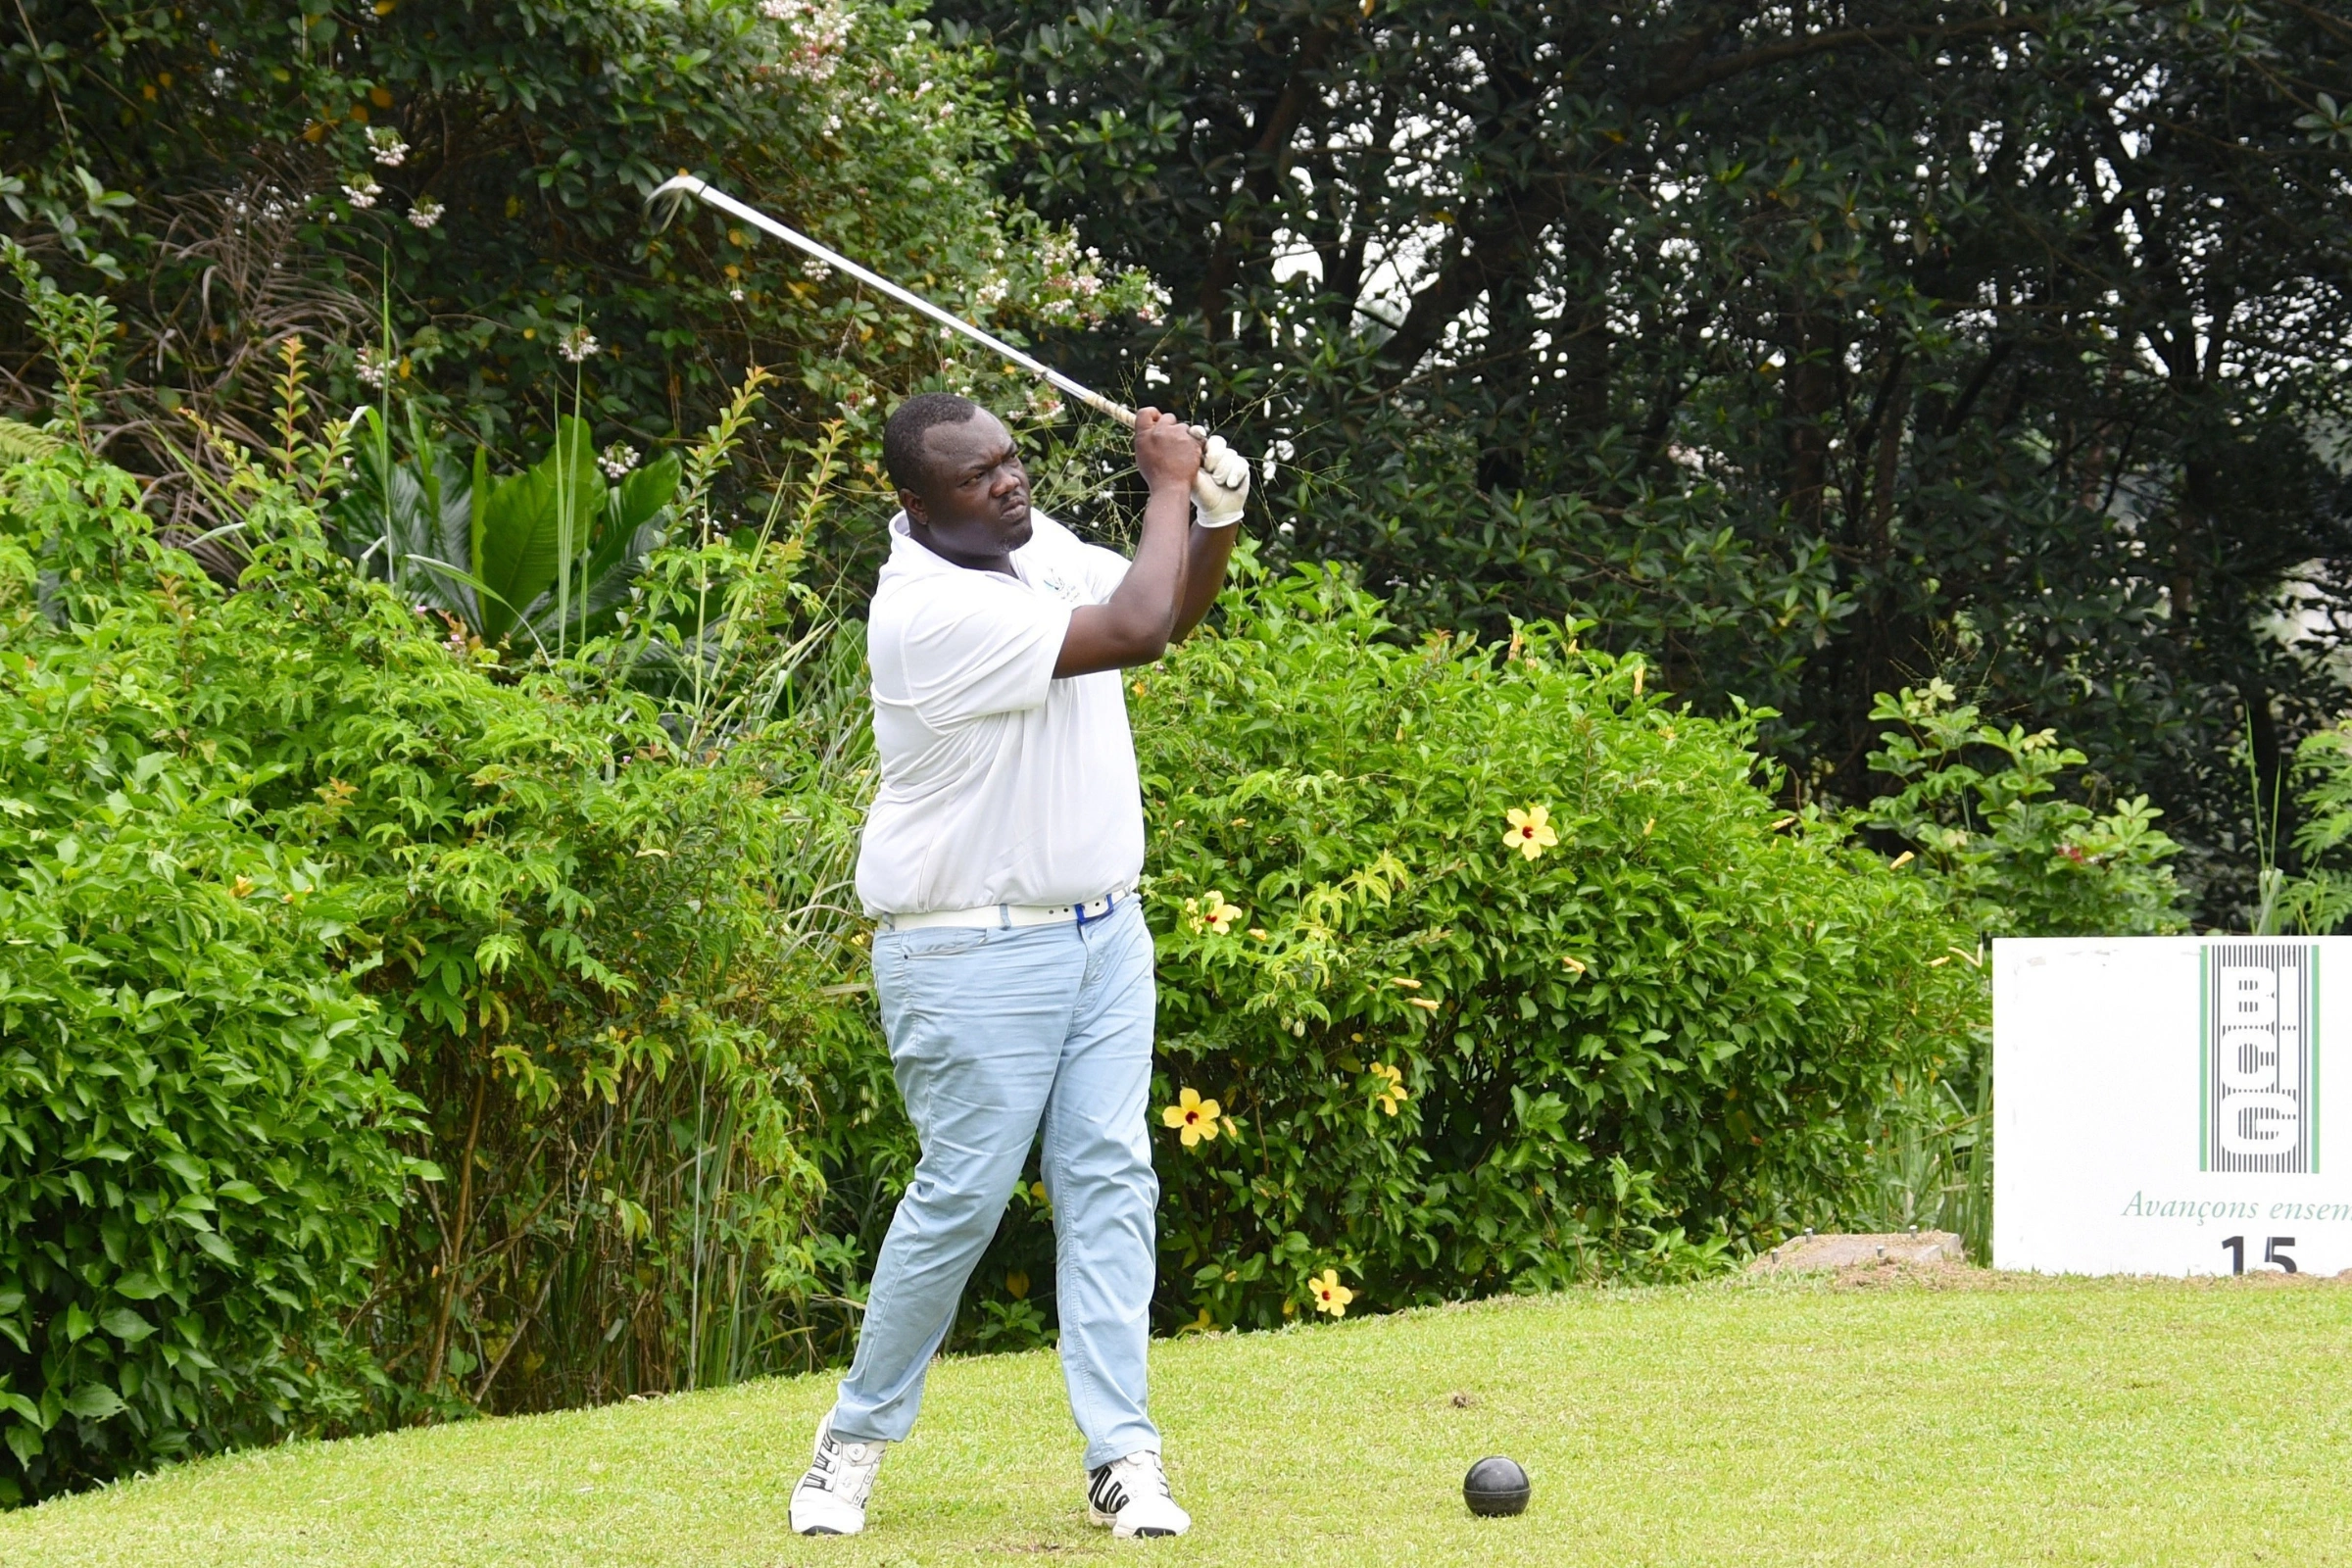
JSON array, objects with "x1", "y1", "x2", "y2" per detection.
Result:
[{"x1": 880, "y1": 510, "x2": 1061, "y2": 585}]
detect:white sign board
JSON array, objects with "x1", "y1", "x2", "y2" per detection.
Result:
[{"x1": 1995, "y1": 937, "x2": 2352, "y2": 1277}]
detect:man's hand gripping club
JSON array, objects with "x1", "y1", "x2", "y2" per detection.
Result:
[{"x1": 1054, "y1": 410, "x2": 1248, "y2": 678}]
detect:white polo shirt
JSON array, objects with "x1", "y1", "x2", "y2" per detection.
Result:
[{"x1": 855, "y1": 510, "x2": 1142, "y2": 916}]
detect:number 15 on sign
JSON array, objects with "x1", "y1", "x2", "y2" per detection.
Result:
[{"x1": 2218, "y1": 1236, "x2": 2298, "y2": 1274}]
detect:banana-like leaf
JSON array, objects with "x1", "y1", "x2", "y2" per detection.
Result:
[
  {"x1": 472, "y1": 447, "x2": 564, "y2": 646},
  {"x1": 514, "y1": 435, "x2": 674, "y2": 648},
  {"x1": 473, "y1": 416, "x2": 613, "y2": 647},
  {"x1": 330, "y1": 410, "x2": 669, "y2": 651}
]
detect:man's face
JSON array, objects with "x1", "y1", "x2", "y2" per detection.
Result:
[{"x1": 902, "y1": 410, "x2": 1032, "y2": 563}]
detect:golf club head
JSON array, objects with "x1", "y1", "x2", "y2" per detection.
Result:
[{"x1": 644, "y1": 174, "x2": 708, "y2": 233}]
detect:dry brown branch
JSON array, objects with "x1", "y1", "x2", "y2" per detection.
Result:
[{"x1": 1, "y1": 159, "x2": 377, "y2": 578}]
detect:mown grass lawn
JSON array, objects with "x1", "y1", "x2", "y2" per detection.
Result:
[{"x1": 7, "y1": 1268, "x2": 2351, "y2": 1567}]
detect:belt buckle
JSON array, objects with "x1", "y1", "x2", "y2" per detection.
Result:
[{"x1": 1073, "y1": 890, "x2": 1117, "y2": 929}]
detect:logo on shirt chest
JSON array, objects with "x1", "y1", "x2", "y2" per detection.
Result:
[{"x1": 1035, "y1": 566, "x2": 1086, "y2": 605}]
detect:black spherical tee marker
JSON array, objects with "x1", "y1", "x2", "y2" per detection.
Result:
[{"x1": 1462, "y1": 1455, "x2": 1531, "y2": 1517}]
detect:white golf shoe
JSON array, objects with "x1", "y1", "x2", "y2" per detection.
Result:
[
  {"x1": 1086, "y1": 1448, "x2": 1191, "y2": 1539},
  {"x1": 789, "y1": 1410, "x2": 888, "y2": 1536}
]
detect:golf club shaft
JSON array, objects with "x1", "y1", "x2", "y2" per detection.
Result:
[{"x1": 651, "y1": 174, "x2": 1139, "y2": 429}]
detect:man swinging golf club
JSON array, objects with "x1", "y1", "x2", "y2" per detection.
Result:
[{"x1": 787, "y1": 393, "x2": 1250, "y2": 1539}]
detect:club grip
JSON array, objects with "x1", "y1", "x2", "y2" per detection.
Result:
[{"x1": 1108, "y1": 404, "x2": 1246, "y2": 518}]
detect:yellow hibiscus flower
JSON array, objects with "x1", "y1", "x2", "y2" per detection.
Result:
[
  {"x1": 1370, "y1": 1062, "x2": 1409, "y2": 1116},
  {"x1": 1186, "y1": 890, "x2": 1241, "y2": 935},
  {"x1": 1503, "y1": 804, "x2": 1558, "y2": 860},
  {"x1": 1308, "y1": 1268, "x2": 1354, "y2": 1318},
  {"x1": 1161, "y1": 1087, "x2": 1223, "y2": 1147}
]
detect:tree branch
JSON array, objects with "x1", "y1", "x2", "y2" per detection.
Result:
[{"x1": 1199, "y1": 17, "x2": 1350, "y2": 338}]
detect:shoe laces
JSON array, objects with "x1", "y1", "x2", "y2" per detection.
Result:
[
  {"x1": 1091, "y1": 1449, "x2": 1170, "y2": 1512},
  {"x1": 808, "y1": 1429, "x2": 885, "y2": 1504}
]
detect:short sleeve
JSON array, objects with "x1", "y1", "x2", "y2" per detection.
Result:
[
  {"x1": 1073, "y1": 541, "x2": 1131, "y2": 603},
  {"x1": 890, "y1": 581, "x2": 1072, "y2": 726}
]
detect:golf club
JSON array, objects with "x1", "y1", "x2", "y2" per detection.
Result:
[{"x1": 646, "y1": 174, "x2": 1247, "y2": 514}]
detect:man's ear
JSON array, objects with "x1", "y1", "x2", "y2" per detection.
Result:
[{"x1": 899, "y1": 485, "x2": 928, "y2": 526}]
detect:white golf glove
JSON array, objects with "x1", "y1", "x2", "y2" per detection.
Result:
[{"x1": 1188, "y1": 426, "x2": 1250, "y2": 528}]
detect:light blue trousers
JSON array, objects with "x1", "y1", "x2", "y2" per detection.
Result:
[{"x1": 830, "y1": 897, "x2": 1161, "y2": 1470}]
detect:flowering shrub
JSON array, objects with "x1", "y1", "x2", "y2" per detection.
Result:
[{"x1": 1122, "y1": 562, "x2": 1983, "y2": 1329}]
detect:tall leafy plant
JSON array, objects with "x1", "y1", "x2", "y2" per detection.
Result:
[
  {"x1": 335, "y1": 412, "x2": 678, "y2": 654},
  {"x1": 1853, "y1": 679, "x2": 2190, "y2": 1262},
  {"x1": 2279, "y1": 720, "x2": 2352, "y2": 936},
  {"x1": 0, "y1": 240, "x2": 111, "y2": 445}
]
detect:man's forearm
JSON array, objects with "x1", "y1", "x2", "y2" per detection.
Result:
[
  {"x1": 1112, "y1": 479, "x2": 1195, "y2": 645},
  {"x1": 1171, "y1": 517, "x2": 1239, "y2": 642},
  {"x1": 1054, "y1": 407, "x2": 1214, "y2": 676},
  {"x1": 1052, "y1": 480, "x2": 1194, "y2": 675}
]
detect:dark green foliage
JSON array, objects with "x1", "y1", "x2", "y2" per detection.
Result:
[
  {"x1": 0, "y1": 0, "x2": 1141, "y2": 535},
  {"x1": 0, "y1": 458, "x2": 422, "y2": 1506},
  {"x1": 942, "y1": 0, "x2": 2352, "y2": 923}
]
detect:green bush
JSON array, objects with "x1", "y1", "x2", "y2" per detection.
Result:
[
  {"x1": 333, "y1": 408, "x2": 681, "y2": 656},
  {"x1": 1864, "y1": 680, "x2": 2186, "y2": 940},
  {"x1": 166, "y1": 439, "x2": 856, "y2": 1416},
  {"x1": 0, "y1": 457, "x2": 423, "y2": 1505},
  {"x1": 0, "y1": 431, "x2": 871, "y2": 1497},
  {"x1": 842, "y1": 561, "x2": 1984, "y2": 1337}
]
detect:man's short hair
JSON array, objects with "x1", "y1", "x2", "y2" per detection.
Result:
[{"x1": 883, "y1": 393, "x2": 984, "y2": 494}]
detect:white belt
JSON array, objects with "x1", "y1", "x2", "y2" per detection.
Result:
[{"x1": 878, "y1": 888, "x2": 1127, "y2": 932}]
